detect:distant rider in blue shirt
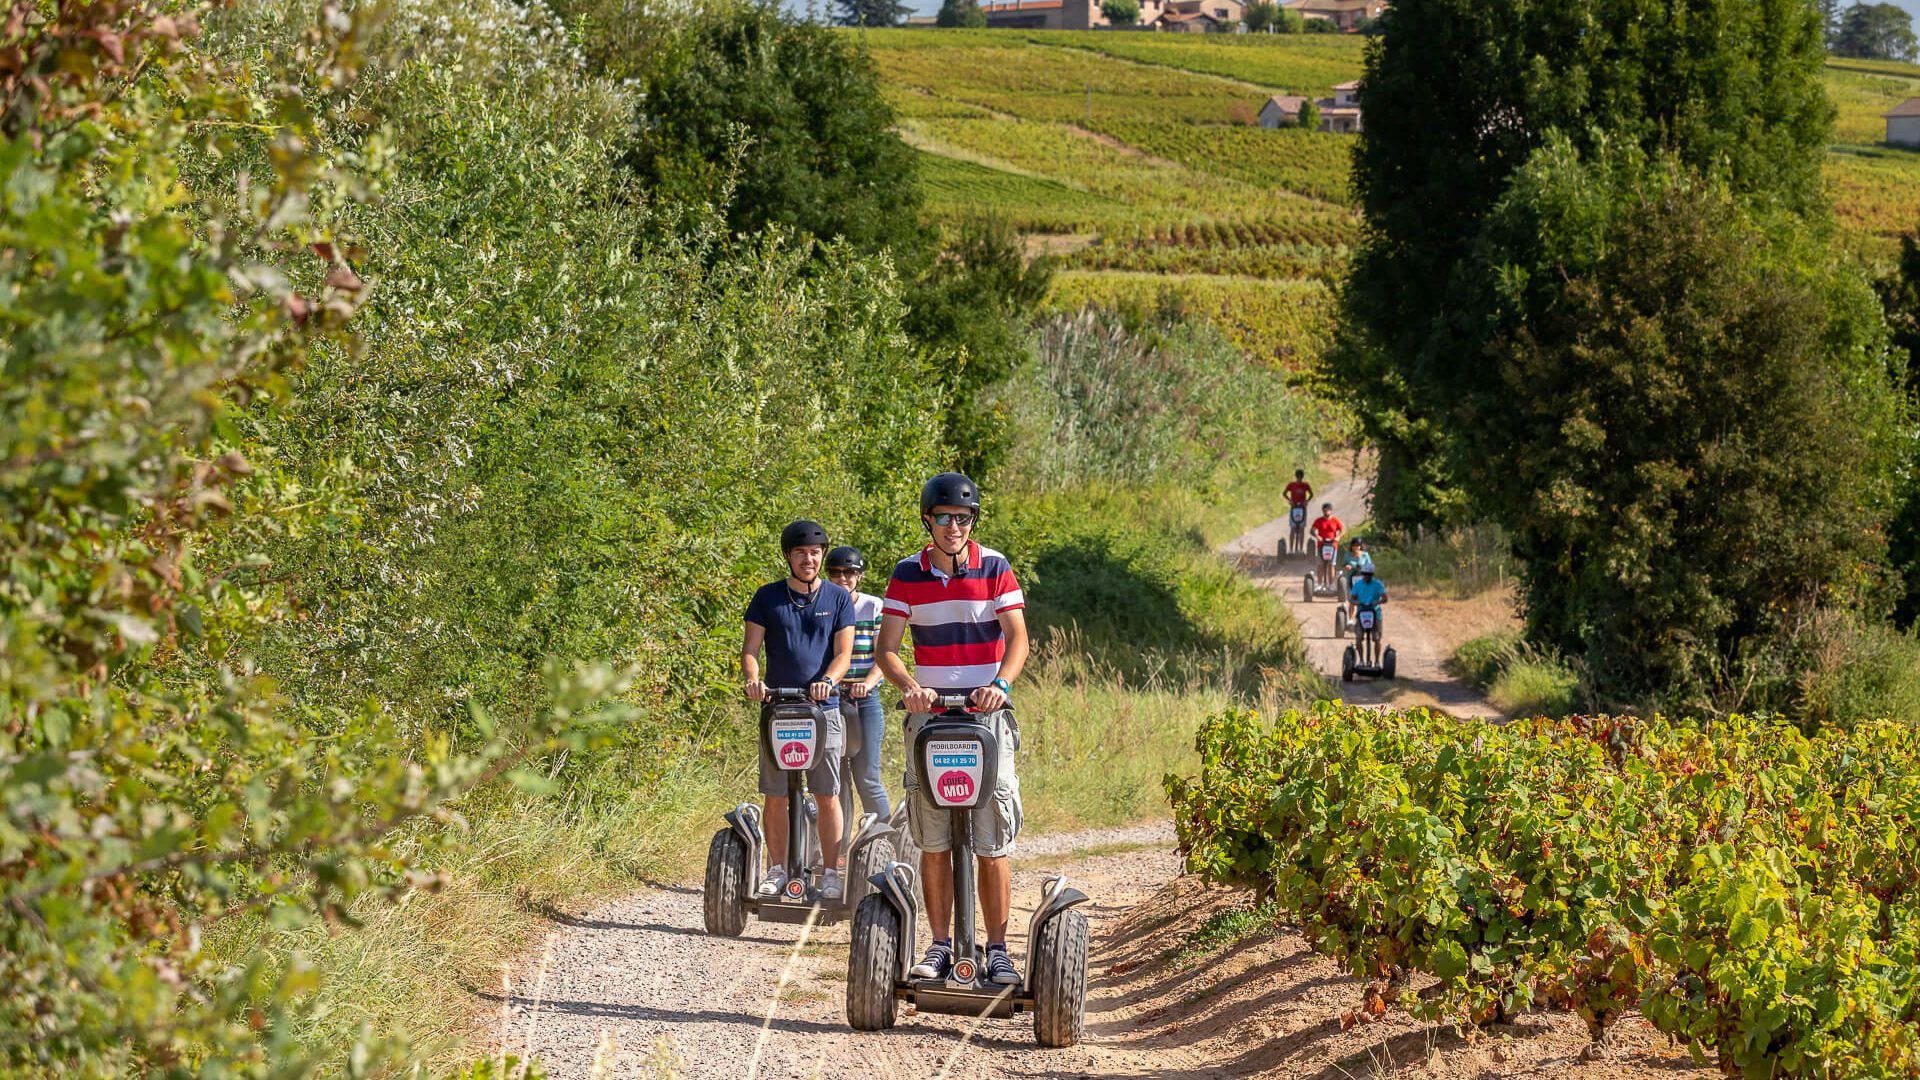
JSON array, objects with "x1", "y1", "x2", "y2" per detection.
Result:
[{"x1": 1347, "y1": 564, "x2": 1386, "y2": 632}]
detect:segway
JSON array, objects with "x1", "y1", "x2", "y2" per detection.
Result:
[
  {"x1": 1278, "y1": 504, "x2": 1308, "y2": 559},
  {"x1": 703, "y1": 688, "x2": 899, "y2": 936},
  {"x1": 1302, "y1": 539, "x2": 1345, "y2": 602},
  {"x1": 846, "y1": 692, "x2": 1090, "y2": 1047},
  {"x1": 1341, "y1": 604, "x2": 1396, "y2": 682}
]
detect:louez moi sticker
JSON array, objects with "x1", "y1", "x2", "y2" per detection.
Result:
[
  {"x1": 926, "y1": 738, "x2": 985, "y2": 807},
  {"x1": 774, "y1": 716, "x2": 817, "y2": 771}
]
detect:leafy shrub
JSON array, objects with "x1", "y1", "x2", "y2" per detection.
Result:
[
  {"x1": 1452, "y1": 631, "x2": 1524, "y2": 688},
  {"x1": 1168, "y1": 707, "x2": 1920, "y2": 1076},
  {"x1": 1489, "y1": 655, "x2": 1581, "y2": 718},
  {"x1": 0, "y1": 3, "x2": 632, "y2": 1074}
]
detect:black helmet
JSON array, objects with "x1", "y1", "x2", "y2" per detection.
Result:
[
  {"x1": 1294, "y1": 469, "x2": 1305, "y2": 479},
  {"x1": 780, "y1": 519, "x2": 829, "y2": 553},
  {"x1": 825, "y1": 546, "x2": 866, "y2": 572},
  {"x1": 920, "y1": 472, "x2": 981, "y2": 514},
  {"x1": 1321, "y1": 502, "x2": 1333, "y2": 511}
]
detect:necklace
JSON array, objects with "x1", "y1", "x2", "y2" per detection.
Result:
[{"x1": 786, "y1": 577, "x2": 821, "y2": 609}]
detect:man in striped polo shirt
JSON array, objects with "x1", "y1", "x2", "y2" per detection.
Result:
[{"x1": 875, "y1": 472, "x2": 1030, "y2": 986}]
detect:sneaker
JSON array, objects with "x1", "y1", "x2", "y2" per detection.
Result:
[
  {"x1": 985, "y1": 945, "x2": 1020, "y2": 986},
  {"x1": 757, "y1": 866, "x2": 787, "y2": 898},
  {"x1": 820, "y1": 868, "x2": 844, "y2": 900},
  {"x1": 909, "y1": 940, "x2": 953, "y2": 980}
]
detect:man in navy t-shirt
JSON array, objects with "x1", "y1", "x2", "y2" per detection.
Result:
[{"x1": 742, "y1": 520, "x2": 856, "y2": 899}]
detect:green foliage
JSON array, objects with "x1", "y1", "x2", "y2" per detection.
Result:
[
  {"x1": 1452, "y1": 631, "x2": 1525, "y2": 689},
  {"x1": 1168, "y1": 707, "x2": 1920, "y2": 1075},
  {"x1": 627, "y1": 1, "x2": 927, "y2": 255},
  {"x1": 0, "y1": 3, "x2": 631, "y2": 1074},
  {"x1": 1102, "y1": 0, "x2": 1142, "y2": 23},
  {"x1": 837, "y1": 0, "x2": 911, "y2": 26},
  {"x1": 1834, "y1": 2, "x2": 1918, "y2": 61},
  {"x1": 1464, "y1": 150, "x2": 1908, "y2": 711},
  {"x1": 1879, "y1": 234, "x2": 1920, "y2": 628},
  {"x1": 1243, "y1": 1, "x2": 1280, "y2": 30},
  {"x1": 1295, "y1": 98, "x2": 1319, "y2": 131},
  {"x1": 1176, "y1": 900, "x2": 1284, "y2": 966},
  {"x1": 937, "y1": 0, "x2": 989, "y2": 26},
  {"x1": 1003, "y1": 310, "x2": 1316, "y2": 490},
  {"x1": 1335, "y1": 0, "x2": 1838, "y2": 525},
  {"x1": 902, "y1": 217, "x2": 1054, "y2": 479}
]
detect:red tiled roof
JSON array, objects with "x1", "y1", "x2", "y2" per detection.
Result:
[{"x1": 983, "y1": 0, "x2": 1062, "y2": 9}]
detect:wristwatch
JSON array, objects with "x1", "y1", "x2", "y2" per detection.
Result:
[{"x1": 990, "y1": 676, "x2": 1011, "y2": 698}]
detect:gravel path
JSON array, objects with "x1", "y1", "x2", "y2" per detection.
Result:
[
  {"x1": 494, "y1": 827, "x2": 1181, "y2": 1080},
  {"x1": 1221, "y1": 474, "x2": 1505, "y2": 721}
]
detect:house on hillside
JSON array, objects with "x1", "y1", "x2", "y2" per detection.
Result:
[
  {"x1": 1889, "y1": 97, "x2": 1920, "y2": 148},
  {"x1": 1155, "y1": 10, "x2": 1220, "y2": 29},
  {"x1": 1257, "y1": 95, "x2": 1309, "y2": 127},
  {"x1": 1255, "y1": 80, "x2": 1362, "y2": 133},
  {"x1": 1282, "y1": 0, "x2": 1385, "y2": 28},
  {"x1": 978, "y1": 0, "x2": 1240, "y2": 30}
]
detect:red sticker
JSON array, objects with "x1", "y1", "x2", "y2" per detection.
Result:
[
  {"x1": 780, "y1": 741, "x2": 811, "y2": 768},
  {"x1": 937, "y1": 769, "x2": 976, "y2": 803}
]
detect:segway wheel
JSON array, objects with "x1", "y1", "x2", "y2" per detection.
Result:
[
  {"x1": 703, "y1": 828, "x2": 749, "y2": 937},
  {"x1": 1302, "y1": 574, "x2": 1314, "y2": 603},
  {"x1": 1031, "y1": 907, "x2": 1089, "y2": 1047},
  {"x1": 1341, "y1": 645, "x2": 1356, "y2": 683},
  {"x1": 1333, "y1": 608, "x2": 1348, "y2": 638},
  {"x1": 1276, "y1": 538, "x2": 1285, "y2": 563},
  {"x1": 847, "y1": 893, "x2": 901, "y2": 1031},
  {"x1": 1382, "y1": 646, "x2": 1397, "y2": 681},
  {"x1": 847, "y1": 836, "x2": 895, "y2": 910}
]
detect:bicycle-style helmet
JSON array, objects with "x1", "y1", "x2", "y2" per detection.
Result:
[
  {"x1": 920, "y1": 472, "x2": 981, "y2": 514},
  {"x1": 780, "y1": 520, "x2": 829, "y2": 552},
  {"x1": 825, "y1": 546, "x2": 866, "y2": 572}
]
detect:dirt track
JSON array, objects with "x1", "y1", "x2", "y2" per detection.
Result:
[
  {"x1": 1222, "y1": 475, "x2": 1506, "y2": 721},
  {"x1": 486, "y1": 468, "x2": 1576, "y2": 1079}
]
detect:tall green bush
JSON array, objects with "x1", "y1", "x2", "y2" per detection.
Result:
[
  {"x1": 1334, "y1": 0, "x2": 1835, "y2": 526},
  {"x1": 1463, "y1": 148, "x2": 1907, "y2": 710},
  {"x1": 0, "y1": 4, "x2": 631, "y2": 1074}
]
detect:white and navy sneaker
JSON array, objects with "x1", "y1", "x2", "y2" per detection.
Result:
[
  {"x1": 910, "y1": 940, "x2": 954, "y2": 980},
  {"x1": 820, "y1": 868, "x2": 844, "y2": 900},
  {"x1": 985, "y1": 945, "x2": 1020, "y2": 986},
  {"x1": 757, "y1": 866, "x2": 787, "y2": 898}
]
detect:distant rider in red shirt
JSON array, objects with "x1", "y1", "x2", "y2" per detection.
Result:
[
  {"x1": 1310, "y1": 503, "x2": 1343, "y2": 589},
  {"x1": 1284, "y1": 469, "x2": 1313, "y2": 509}
]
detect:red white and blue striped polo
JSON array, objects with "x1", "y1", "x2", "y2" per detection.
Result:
[{"x1": 882, "y1": 541, "x2": 1025, "y2": 689}]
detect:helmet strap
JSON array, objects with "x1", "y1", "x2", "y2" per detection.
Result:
[{"x1": 923, "y1": 518, "x2": 971, "y2": 574}]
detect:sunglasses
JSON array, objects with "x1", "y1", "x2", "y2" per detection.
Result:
[{"x1": 928, "y1": 512, "x2": 977, "y2": 528}]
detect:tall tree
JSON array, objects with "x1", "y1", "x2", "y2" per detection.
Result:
[
  {"x1": 1243, "y1": 0, "x2": 1279, "y2": 29},
  {"x1": 1332, "y1": 0, "x2": 1835, "y2": 525},
  {"x1": 1460, "y1": 146, "x2": 1906, "y2": 709},
  {"x1": 628, "y1": 2, "x2": 926, "y2": 254},
  {"x1": 937, "y1": 0, "x2": 990, "y2": 24},
  {"x1": 836, "y1": 0, "x2": 911, "y2": 25},
  {"x1": 1103, "y1": 0, "x2": 1143, "y2": 23},
  {"x1": 1833, "y1": 2, "x2": 1919, "y2": 59}
]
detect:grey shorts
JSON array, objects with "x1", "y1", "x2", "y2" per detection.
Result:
[
  {"x1": 903, "y1": 709, "x2": 1023, "y2": 858},
  {"x1": 757, "y1": 703, "x2": 844, "y2": 797}
]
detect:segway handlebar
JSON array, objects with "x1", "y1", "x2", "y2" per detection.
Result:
[{"x1": 893, "y1": 687, "x2": 992, "y2": 712}]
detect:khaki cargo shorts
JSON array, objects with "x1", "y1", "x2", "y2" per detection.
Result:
[{"x1": 902, "y1": 708, "x2": 1023, "y2": 858}]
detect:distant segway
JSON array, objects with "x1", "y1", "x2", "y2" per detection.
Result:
[
  {"x1": 1277, "y1": 504, "x2": 1308, "y2": 559},
  {"x1": 846, "y1": 691, "x2": 1090, "y2": 1046},
  {"x1": 703, "y1": 688, "x2": 899, "y2": 936},
  {"x1": 1341, "y1": 603, "x2": 1396, "y2": 682},
  {"x1": 1301, "y1": 538, "x2": 1345, "y2": 602}
]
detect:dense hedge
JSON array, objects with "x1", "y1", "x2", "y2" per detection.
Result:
[{"x1": 1168, "y1": 707, "x2": 1920, "y2": 1078}]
